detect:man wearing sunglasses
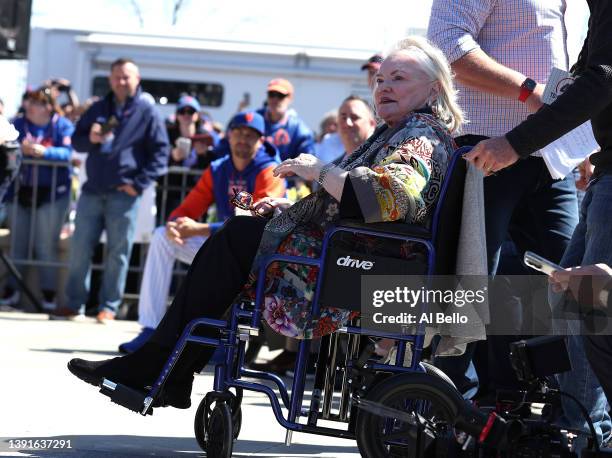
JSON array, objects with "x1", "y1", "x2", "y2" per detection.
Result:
[
  {"x1": 257, "y1": 78, "x2": 315, "y2": 161},
  {"x1": 118, "y1": 111, "x2": 286, "y2": 353}
]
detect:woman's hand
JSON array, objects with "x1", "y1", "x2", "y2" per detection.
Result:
[
  {"x1": 21, "y1": 140, "x2": 35, "y2": 156},
  {"x1": 251, "y1": 197, "x2": 293, "y2": 217},
  {"x1": 21, "y1": 140, "x2": 45, "y2": 157},
  {"x1": 273, "y1": 154, "x2": 324, "y2": 182},
  {"x1": 30, "y1": 144, "x2": 46, "y2": 158},
  {"x1": 550, "y1": 264, "x2": 612, "y2": 293}
]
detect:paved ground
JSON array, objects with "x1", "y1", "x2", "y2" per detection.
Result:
[{"x1": 0, "y1": 312, "x2": 360, "y2": 457}]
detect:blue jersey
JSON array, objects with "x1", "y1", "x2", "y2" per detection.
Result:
[{"x1": 256, "y1": 108, "x2": 315, "y2": 161}]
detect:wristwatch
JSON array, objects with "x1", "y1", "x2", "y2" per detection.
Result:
[
  {"x1": 317, "y1": 163, "x2": 334, "y2": 187},
  {"x1": 518, "y1": 78, "x2": 537, "y2": 103}
]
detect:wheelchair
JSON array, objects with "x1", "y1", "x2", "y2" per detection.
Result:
[{"x1": 97, "y1": 146, "x2": 475, "y2": 457}]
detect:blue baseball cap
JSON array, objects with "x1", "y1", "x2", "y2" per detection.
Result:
[
  {"x1": 229, "y1": 111, "x2": 265, "y2": 136},
  {"x1": 176, "y1": 95, "x2": 201, "y2": 112}
]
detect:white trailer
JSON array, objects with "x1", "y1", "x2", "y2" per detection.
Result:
[{"x1": 27, "y1": 27, "x2": 378, "y2": 130}]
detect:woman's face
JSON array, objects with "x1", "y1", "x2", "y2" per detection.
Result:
[
  {"x1": 374, "y1": 51, "x2": 436, "y2": 127},
  {"x1": 25, "y1": 99, "x2": 52, "y2": 124},
  {"x1": 176, "y1": 107, "x2": 198, "y2": 124}
]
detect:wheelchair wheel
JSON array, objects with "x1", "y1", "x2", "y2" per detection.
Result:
[
  {"x1": 355, "y1": 372, "x2": 459, "y2": 458},
  {"x1": 227, "y1": 388, "x2": 243, "y2": 439},
  {"x1": 194, "y1": 389, "x2": 242, "y2": 449},
  {"x1": 421, "y1": 361, "x2": 457, "y2": 390},
  {"x1": 205, "y1": 402, "x2": 234, "y2": 458}
]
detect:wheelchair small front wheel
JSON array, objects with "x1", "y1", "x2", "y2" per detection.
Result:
[
  {"x1": 231, "y1": 406, "x2": 242, "y2": 440},
  {"x1": 194, "y1": 396, "x2": 209, "y2": 452},
  {"x1": 205, "y1": 402, "x2": 234, "y2": 458},
  {"x1": 228, "y1": 387, "x2": 243, "y2": 439}
]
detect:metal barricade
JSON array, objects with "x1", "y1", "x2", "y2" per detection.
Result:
[
  {"x1": 5, "y1": 158, "x2": 73, "y2": 270},
  {"x1": 155, "y1": 166, "x2": 204, "y2": 227}
]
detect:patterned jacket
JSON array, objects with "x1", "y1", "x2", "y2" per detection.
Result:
[{"x1": 237, "y1": 110, "x2": 458, "y2": 339}]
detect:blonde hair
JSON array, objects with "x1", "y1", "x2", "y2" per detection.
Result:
[{"x1": 387, "y1": 36, "x2": 465, "y2": 133}]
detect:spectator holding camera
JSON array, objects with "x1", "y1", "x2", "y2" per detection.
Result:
[
  {"x1": 0, "y1": 87, "x2": 74, "y2": 311},
  {"x1": 50, "y1": 58, "x2": 169, "y2": 323},
  {"x1": 43, "y1": 79, "x2": 81, "y2": 124},
  {"x1": 166, "y1": 95, "x2": 217, "y2": 169}
]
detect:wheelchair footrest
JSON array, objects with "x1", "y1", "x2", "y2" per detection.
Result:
[{"x1": 99, "y1": 379, "x2": 153, "y2": 415}]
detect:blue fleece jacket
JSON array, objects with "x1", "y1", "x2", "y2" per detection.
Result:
[
  {"x1": 72, "y1": 87, "x2": 170, "y2": 194},
  {"x1": 9, "y1": 114, "x2": 74, "y2": 201},
  {"x1": 256, "y1": 108, "x2": 315, "y2": 161}
]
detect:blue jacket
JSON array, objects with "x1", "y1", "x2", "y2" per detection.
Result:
[
  {"x1": 169, "y1": 141, "x2": 285, "y2": 235},
  {"x1": 9, "y1": 114, "x2": 74, "y2": 202},
  {"x1": 72, "y1": 87, "x2": 170, "y2": 194},
  {"x1": 257, "y1": 108, "x2": 315, "y2": 161}
]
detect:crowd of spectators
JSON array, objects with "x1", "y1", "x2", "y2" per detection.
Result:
[{"x1": 0, "y1": 62, "x2": 339, "y2": 317}]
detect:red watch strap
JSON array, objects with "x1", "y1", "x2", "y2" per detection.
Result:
[
  {"x1": 518, "y1": 87, "x2": 532, "y2": 102},
  {"x1": 518, "y1": 78, "x2": 536, "y2": 103}
]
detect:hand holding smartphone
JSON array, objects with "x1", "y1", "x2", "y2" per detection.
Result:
[
  {"x1": 100, "y1": 116, "x2": 119, "y2": 135},
  {"x1": 175, "y1": 137, "x2": 192, "y2": 160},
  {"x1": 524, "y1": 251, "x2": 563, "y2": 276}
]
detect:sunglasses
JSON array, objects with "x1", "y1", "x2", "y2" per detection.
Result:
[
  {"x1": 177, "y1": 108, "x2": 196, "y2": 116},
  {"x1": 267, "y1": 91, "x2": 288, "y2": 100},
  {"x1": 230, "y1": 188, "x2": 266, "y2": 217}
]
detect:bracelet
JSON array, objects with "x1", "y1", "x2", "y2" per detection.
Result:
[{"x1": 317, "y1": 163, "x2": 334, "y2": 187}]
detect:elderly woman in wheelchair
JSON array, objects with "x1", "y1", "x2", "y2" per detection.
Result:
[{"x1": 68, "y1": 36, "x2": 465, "y2": 456}]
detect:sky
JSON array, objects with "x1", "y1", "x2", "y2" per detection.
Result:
[
  {"x1": 30, "y1": 0, "x2": 434, "y2": 53},
  {"x1": 29, "y1": 0, "x2": 590, "y2": 61}
]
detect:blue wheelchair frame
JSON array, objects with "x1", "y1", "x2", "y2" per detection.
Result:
[{"x1": 101, "y1": 146, "x2": 470, "y2": 447}]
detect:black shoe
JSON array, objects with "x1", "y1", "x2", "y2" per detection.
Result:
[
  {"x1": 151, "y1": 377, "x2": 194, "y2": 409},
  {"x1": 68, "y1": 358, "x2": 112, "y2": 387},
  {"x1": 68, "y1": 357, "x2": 193, "y2": 409},
  {"x1": 68, "y1": 343, "x2": 169, "y2": 388}
]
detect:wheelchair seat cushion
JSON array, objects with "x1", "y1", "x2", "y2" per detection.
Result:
[
  {"x1": 236, "y1": 224, "x2": 358, "y2": 339},
  {"x1": 235, "y1": 223, "x2": 429, "y2": 339}
]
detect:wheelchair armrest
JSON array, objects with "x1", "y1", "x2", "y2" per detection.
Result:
[{"x1": 336, "y1": 218, "x2": 431, "y2": 239}]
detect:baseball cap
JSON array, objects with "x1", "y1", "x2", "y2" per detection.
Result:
[
  {"x1": 176, "y1": 95, "x2": 201, "y2": 112},
  {"x1": 361, "y1": 54, "x2": 384, "y2": 71},
  {"x1": 267, "y1": 78, "x2": 294, "y2": 96},
  {"x1": 229, "y1": 111, "x2": 265, "y2": 136}
]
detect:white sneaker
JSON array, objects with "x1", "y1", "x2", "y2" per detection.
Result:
[{"x1": 0, "y1": 290, "x2": 20, "y2": 307}]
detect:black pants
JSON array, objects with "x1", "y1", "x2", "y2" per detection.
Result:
[{"x1": 150, "y1": 216, "x2": 268, "y2": 369}]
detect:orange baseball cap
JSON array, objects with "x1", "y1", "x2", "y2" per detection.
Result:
[{"x1": 267, "y1": 78, "x2": 294, "y2": 95}]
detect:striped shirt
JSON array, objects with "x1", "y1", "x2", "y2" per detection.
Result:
[{"x1": 428, "y1": 0, "x2": 570, "y2": 138}]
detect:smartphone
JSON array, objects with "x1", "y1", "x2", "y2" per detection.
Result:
[
  {"x1": 524, "y1": 251, "x2": 563, "y2": 276},
  {"x1": 176, "y1": 137, "x2": 192, "y2": 159},
  {"x1": 100, "y1": 116, "x2": 118, "y2": 135}
]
